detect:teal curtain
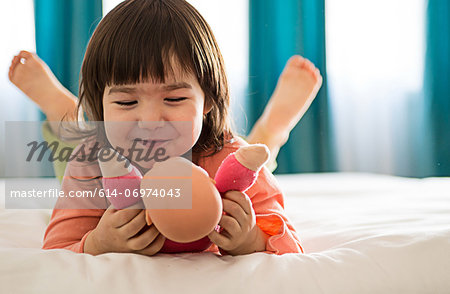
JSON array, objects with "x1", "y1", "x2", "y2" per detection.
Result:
[
  {"x1": 424, "y1": 0, "x2": 450, "y2": 176},
  {"x1": 248, "y1": 0, "x2": 335, "y2": 173},
  {"x1": 32, "y1": 0, "x2": 101, "y2": 176},
  {"x1": 34, "y1": 0, "x2": 102, "y2": 97}
]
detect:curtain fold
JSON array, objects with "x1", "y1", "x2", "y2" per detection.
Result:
[
  {"x1": 248, "y1": 0, "x2": 335, "y2": 173},
  {"x1": 34, "y1": 0, "x2": 102, "y2": 97},
  {"x1": 424, "y1": 0, "x2": 450, "y2": 176}
]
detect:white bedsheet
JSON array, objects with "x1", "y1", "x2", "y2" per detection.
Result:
[{"x1": 1, "y1": 173, "x2": 449, "y2": 294}]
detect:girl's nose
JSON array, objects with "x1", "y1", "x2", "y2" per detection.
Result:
[
  {"x1": 138, "y1": 119, "x2": 165, "y2": 130},
  {"x1": 137, "y1": 105, "x2": 165, "y2": 130}
]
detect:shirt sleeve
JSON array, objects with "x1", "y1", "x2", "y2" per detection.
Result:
[
  {"x1": 42, "y1": 143, "x2": 107, "y2": 253},
  {"x1": 247, "y1": 167, "x2": 303, "y2": 255},
  {"x1": 42, "y1": 209, "x2": 104, "y2": 253}
]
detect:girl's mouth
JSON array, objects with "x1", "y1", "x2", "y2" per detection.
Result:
[{"x1": 137, "y1": 139, "x2": 171, "y2": 149}]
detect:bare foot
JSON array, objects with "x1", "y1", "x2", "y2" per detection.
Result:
[
  {"x1": 8, "y1": 50, "x2": 78, "y2": 123},
  {"x1": 247, "y1": 55, "x2": 323, "y2": 167}
]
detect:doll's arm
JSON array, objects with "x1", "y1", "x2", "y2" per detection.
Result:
[
  {"x1": 98, "y1": 148, "x2": 143, "y2": 209},
  {"x1": 214, "y1": 144, "x2": 269, "y2": 193}
]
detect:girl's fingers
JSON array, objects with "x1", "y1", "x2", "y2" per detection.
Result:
[
  {"x1": 111, "y1": 208, "x2": 143, "y2": 228},
  {"x1": 208, "y1": 230, "x2": 231, "y2": 250},
  {"x1": 218, "y1": 215, "x2": 240, "y2": 236},
  {"x1": 222, "y1": 198, "x2": 247, "y2": 228},
  {"x1": 119, "y1": 210, "x2": 147, "y2": 238},
  {"x1": 127, "y1": 225, "x2": 161, "y2": 251},
  {"x1": 222, "y1": 191, "x2": 253, "y2": 215},
  {"x1": 138, "y1": 233, "x2": 166, "y2": 256}
]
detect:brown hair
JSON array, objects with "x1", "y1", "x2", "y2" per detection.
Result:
[{"x1": 78, "y1": 0, "x2": 234, "y2": 157}]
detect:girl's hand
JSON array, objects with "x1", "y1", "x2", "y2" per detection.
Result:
[
  {"x1": 84, "y1": 204, "x2": 166, "y2": 256},
  {"x1": 208, "y1": 191, "x2": 267, "y2": 255}
]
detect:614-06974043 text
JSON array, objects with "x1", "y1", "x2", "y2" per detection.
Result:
[{"x1": 8, "y1": 188, "x2": 182, "y2": 199}]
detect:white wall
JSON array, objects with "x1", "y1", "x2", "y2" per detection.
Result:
[{"x1": 0, "y1": 0, "x2": 39, "y2": 177}]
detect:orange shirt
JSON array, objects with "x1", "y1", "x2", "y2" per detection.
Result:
[{"x1": 42, "y1": 136, "x2": 303, "y2": 255}]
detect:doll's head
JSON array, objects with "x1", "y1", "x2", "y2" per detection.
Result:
[
  {"x1": 142, "y1": 156, "x2": 222, "y2": 243},
  {"x1": 77, "y1": 0, "x2": 234, "y2": 167}
]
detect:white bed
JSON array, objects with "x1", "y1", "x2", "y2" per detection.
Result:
[{"x1": 1, "y1": 172, "x2": 449, "y2": 294}]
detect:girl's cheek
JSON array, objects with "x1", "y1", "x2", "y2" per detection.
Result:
[
  {"x1": 104, "y1": 108, "x2": 130, "y2": 122},
  {"x1": 169, "y1": 106, "x2": 193, "y2": 121},
  {"x1": 102, "y1": 105, "x2": 113, "y2": 121}
]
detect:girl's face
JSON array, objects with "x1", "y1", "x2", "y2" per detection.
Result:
[{"x1": 102, "y1": 68, "x2": 209, "y2": 171}]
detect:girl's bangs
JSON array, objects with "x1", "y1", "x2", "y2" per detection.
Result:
[{"x1": 97, "y1": 1, "x2": 196, "y2": 87}]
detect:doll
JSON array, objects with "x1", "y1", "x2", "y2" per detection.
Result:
[{"x1": 98, "y1": 144, "x2": 269, "y2": 253}]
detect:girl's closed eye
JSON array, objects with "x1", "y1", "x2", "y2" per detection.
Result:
[
  {"x1": 165, "y1": 97, "x2": 187, "y2": 103},
  {"x1": 115, "y1": 100, "x2": 137, "y2": 106}
]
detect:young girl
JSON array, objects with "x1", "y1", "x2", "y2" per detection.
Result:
[
  {"x1": 9, "y1": 0, "x2": 322, "y2": 256},
  {"x1": 9, "y1": 50, "x2": 321, "y2": 173}
]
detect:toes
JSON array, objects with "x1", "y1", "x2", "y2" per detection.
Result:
[
  {"x1": 301, "y1": 58, "x2": 316, "y2": 71},
  {"x1": 18, "y1": 50, "x2": 33, "y2": 59},
  {"x1": 18, "y1": 50, "x2": 37, "y2": 66},
  {"x1": 283, "y1": 55, "x2": 323, "y2": 85},
  {"x1": 281, "y1": 55, "x2": 305, "y2": 77},
  {"x1": 11, "y1": 55, "x2": 19, "y2": 68},
  {"x1": 289, "y1": 55, "x2": 318, "y2": 72},
  {"x1": 315, "y1": 70, "x2": 323, "y2": 86},
  {"x1": 288, "y1": 55, "x2": 304, "y2": 67},
  {"x1": 314, "y1": 68, "x2": 322, "y2": 78},
  {"x1": 11, "y1": 55, "x2": 18, "y2": 64},
  {"x1": 299, "y1": 57, "x2": 323, "y2": 80},
  {"x1": 9, "y1": 56, "x2": 20, "y2": 80},
  {"x1": 9, "y1": 56, "x2": 16, "y2": 70}
]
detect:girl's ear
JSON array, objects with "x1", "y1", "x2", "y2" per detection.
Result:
[{"x1": 203, "y1": 99, "x2": 213, "y2": 115}]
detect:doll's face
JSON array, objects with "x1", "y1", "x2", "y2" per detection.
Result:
[{"x1": 102, "y1": 68, "x2": 209, "y2": 171}]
